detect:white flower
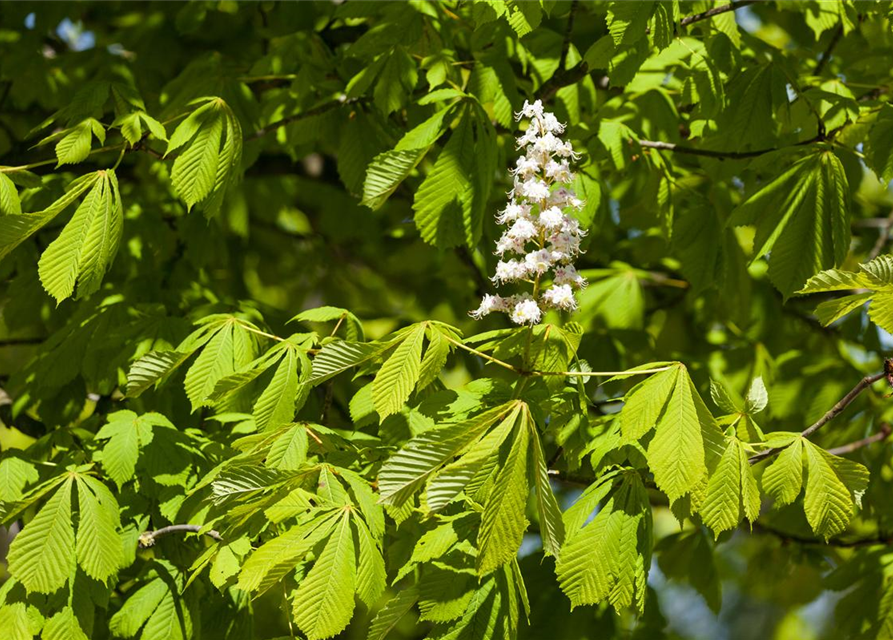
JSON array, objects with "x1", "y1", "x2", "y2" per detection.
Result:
[
  {"x1": 532, "y1": 132, "x2": 561, "y2": 155},
  {"x1": 495, "y1": 233, "x2": 526, "y2": 256},
  {"x1": 520, "y1": 178, "x2": 550, "y2": 201},
  {"x1": 554, "y1": 140, "x2": 579, "y2": 159},
  {"x1": 545, "y1": 159, "x2": 573, "y2": 183},
  {"x1": 507, "y1": 218, "x2": 537, "y2": 241},
  {"x1": 470, "y1": 294, "x2": 508, "y2": 319},
  {"x1": 496, "y1": 201, "x2": 528, "y2": 225},
  {"x1": 516, "y1": 99, "x2": 544, "y2": 120},
  {"x1": 541, "y1": 112, "x2": 565, "y2": 134},
  {"x1": 539, "y1": 206, "x2": 565, "y2": 231},
  {"x1": 511, "y1": 298, "x2": 542, "y2": 325},
  {"x1": 493, "y1": 259, "x2": 529, "y2": 283},
  {"x1": 548, "y1": 231, "x2": 582, "y2": 258},
  {"x1": 514, "y1": 155, "x2": 540, "y2": 179},
  {"x1": 516, "y1": 126, "x2": 539, "y2": 148},
  {"x1": 524, "y1": 249, "x2": 553, "y2": 275},
  {"x1": 543, "y1": 284, "x2": 577, "y2": 311},
  {"x1": 554, "y1": 265, "x2": 588, "y2": 288}
]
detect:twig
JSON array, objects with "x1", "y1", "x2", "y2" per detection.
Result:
[
  {"x1": 532, "y1": 367, "x2": 672, "y2": 378},
  {"x1": 557, "y1": 0, "x2": 579, "y2": 73},
  {"x1": 826, "y1": 423, "x2": 892, "y2": 456},
  {"x1": 442, "y1": 335, "x2": 525, "y2": 374},
  {"x1": 749, "y1": 371, "x2": 887, "y2": 464},
  {"x1": 679, "y1": 0, "x2": 758, "y2": 28},
  {"x1": 815, "y1": 25, "x2": 844, "y2": 76},
  {"x1": 538, "y1": 0, "x2": 757, "y2": 101},
  {"x1": 869, "y1": 209, "x2": 893, "y2": 261},
  {"x1": 139, "y1": 524, "x2": 222, "y2": 547},
  {"x1": 638, "y1": 134, "x2": 823, "y2": 161},
  {"x1": 247, "y1": 96, "x2": 362, "y2": 141},
  {"x1": 753, "y1": 522, "x2": 893, "y2": 548}
]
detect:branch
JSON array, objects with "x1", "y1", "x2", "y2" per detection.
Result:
[
  {"x1": 868, "y1": 208, "x2": 893, "y2": 261},
  {"x1": 246, "y1": 96, "x2": 363, "y2": 141},
  {"x1": 557, "y1": 0, "x2": 579, "y2": 73},
  {"x1": 679, "y1": 0, "x2": 759, "y2": 28},
  {"x1": 537, "y1": 0, "x2": 756, "y2": 102},
  {"x1": 750, "y1": 371, "x2": 888, "y2": 464},
  {"x1": 637, "y1": 133, "x2": 823, "y2": 161},
  {"x1": 139, "y1": 525, "x2": 222, "y2": 548},
  {"x1": 826, "y1": 423, "x2": 892, "y2": 456},
  {"x1": 753, "y1": 522, "x2": 893, "y2": 548},
  {"x1": 815, "y1": 24, "x2": 844, "y2": 76}
]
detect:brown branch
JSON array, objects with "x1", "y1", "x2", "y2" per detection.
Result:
[
  {"x1": 679, "y1": 0, "x2": 759, "y2": 28},
  {"x1": 138, "y1": 524, "x2": 222, "y2": 548},
  {"x1": 815, "y1": 24, "x2": 844, "y2": 76},
  {"x1": 638, "y1": 133, "x2": 823, "y2": 161},
  {"x1": 246, "y1": 97, "x2": 363, "y2": 141},
  {"x1": 749, "y1": 371, "x2": 887, "y2": 465},
  {"x1": 826, "y1": 423, "x2": 893, "y2": 456},
  {"x1": 869, "y1": 209, "x2": 893, "y2": 261},
  {"x1": 753, "y1": 522, "x2": 893, "y2": 548},
  {"x1": 557, "y1": 0, "x2": 579, "y2": 73}
]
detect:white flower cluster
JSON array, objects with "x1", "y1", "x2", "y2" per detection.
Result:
[{"x1": 471, "y1": 100, "x2": 588, "y2": 325}]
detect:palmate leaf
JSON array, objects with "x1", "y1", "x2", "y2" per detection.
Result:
[
  {"x1": 75, "y1": 476, "x2": 125, "y2": 583},
  {"x1": 373, "y1": 323, "x2": 426, "y2": 418},
  {"x1": 0, "y1": 457, "x2": 38, "y2": 502},
  {"x1": 167, "y1": 97, "x2": 242, "y2": 217},
  {"x1": 477, "y1": 416, "x2": 529, "y2": 575},
  {"x1": 700, "y1": 438, "x2": 760, "y2": 536},
  {"x1": 729, "y1": 149, "x2": 850, "y2": 298},
  {"x1": 803, "y1": 440, "x2": 869, "y2": 540},
  {"x1": 378, "y1": 402, "x2": 519, "y2": 505},
  {"x1": 116, "y1": 567, "x2": 193, "y2": 640},
  {"x1": 253, "y1": 346, "x2": 309, "y2": 430},
  {"x1": 237, "y1": 513, "x2": 339, "y2": 595},
  {"x1": 6, "y1": 476, "x2": 75, "y2": 594},
  {"x1": 799, "y1": 255, "x2": 893, "y2": 333},
  {"x1": 556, "y1": 471, "x2": 651, "y2": 613},
  {"x1": 0, "y1": 602, "x2": 35, "y2": 640},
  {"x1": 38, "y1": 169, "x2": 124, "y2": 303},
  {"x1": 183, "y1": 319, "x2": 257, "y2": 410},
  {"x1": 366, "y1": 586, "x2": 419, "y2": 640},
  {"x1": 354, "y1": 516, "x2": 386, "y2": 607},
  {"x1": 109, "y1": 575, "x2": 168, "y2": 638},
  {"x1": 43, "y1": 606, "x2": 88, "y2": 640},
  {"x1": 761, "y1": 436, "x2": 804, "y2": 505},
  {"x1": 0, "y1": 173, "x2": 22, "y2": 215},
  {"x1": 126, "y1": 350, "x2": 192, "y2": 397},
  {"x1": 362, "y1": 148, "x2": 428, "y2": 210},
  {"x1": 293, "y1": 512, "x2": 357, "y2": 640},
  {"x1": 529, "y1": 417, "x2": 564, "y2": 557},
  {"x1": 309, "y1": 339, "x2": 382, "y2": 385},
  {"x1": 94, "y1": 411, "x2": 165, "y2": 488},
  {"x1": 413, "y1": 109, "x2": 473, "y2": 250},
  {"x1": 47, "y1": 118, "x2": 106, "y2": 166}
]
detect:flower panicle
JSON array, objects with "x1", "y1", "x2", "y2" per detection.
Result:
[{"x1": 470, "y1": 100, "x2": 588, "y2": 325}]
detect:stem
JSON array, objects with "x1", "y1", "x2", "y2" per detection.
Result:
[
  {"x1": 532, "y1": 367, "x2": 673, "y2": 378},
  {"x1": 750, "y1": 371, "x2": 887, "y2": 464},
  {"x1": 138, "y1": 524, "x2": 221, "y2": 547},
  {"x1": 240, "y1": 324, "x2": 285, "y2": 342},
  {"x1": 443, "y1": 335, "x2": 525, "y2": 374},
  {"x1": 826, "y1": 423, "x2": 892, "y2": 456}
]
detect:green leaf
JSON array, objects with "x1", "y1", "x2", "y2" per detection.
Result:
[
  {"x1": 367, "y1": 587, "x2": 419, "y2": 640},
  {"x1": 477, "y1": 417, "x2": 529, "y2": 575},
  {"x1": 254, "y1": 347, "x2": 302, "y2": 430},
  {"x1": 378, "y1": 402, "x2": 518, "y2": 505},
  {"x1": 617, "y1": 367, "x2": 679, "y2": 442},
  {"x1": 744, "y1": 377, "x2": 768, "y2": 415},
  {"x1": 700, "y1": 438, "x2": 760, "y2": 537},
  {"x1": 556, "y1": 472, "x2": 651, "y2": 613},
  {"x1": 529, "y1": 415, "x2": 564, "y2": 557},
  {"x1": 184, "y1": 321, "x2": 250, "y2": 410},
  {"x1": 760, "y1": 437, "x2": 804, "y2": 506},
  {"x1": 238, "y1": 513, "x2": 339, "y2": 595},
  {"x1": 109, "y1": 577, "x2": 168, "y2": 638},
  {"x1": 52, "y1": 119, "x2": 105, "y2": 166},
  {"x1": 362, "y1": 148, "x2": 428, "y2": 210},
  {"x1": 309, "y1": 340, "x2": 382, "y2": 385},
  {"x1": 0, "y1": 173, "x2": 22, "y2": 216},
  {"x1": 643, "y1": 367, "x2": 715, "y2": 501},
  {"x1": 373, "y1": 47, "x2": 417, "y2": 116},
  {"x1": 607, "y1": 0, "x2": 654, "y2": 45},
  {"x1": 38, "y1": 170, "x2": 124, "y2": 303},
  {"x1": 43, "y1": 606, "x2": 88, "y2": 640},
  {"x1": 413, "y1": 111, "x2": 474, "y2": 250},
  {"x1": 7, "y1": 477, "x2": 75, "y2": 593},
  {"x1": 729, "y1": 150, "x2": 850, "y2": 298},
  {"x1": 354, "y1": 517, "x2": 386, "y2": 607},
  {"x1": 803, "y1": 441, "x2": 869, "y2": 539},
  {"x1": 0, "y1": 457, "x2": 38, "y2": 502},
  {"x1": 373, "y1": 324, "x2": 425, "y2": 418},
  {"x1": 75, "y1": 477, "x2": 124, "y2": 582},
  {"x1": 293, "y1": 513, "x2": 357, "y2": 640},
  {"x1": 126, "y1": 350, "x2": 192, "y2": 397}
]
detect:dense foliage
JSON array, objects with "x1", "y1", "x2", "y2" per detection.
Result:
[{"x1": 4, "y1": 1, "x2": 893, "y2": 639}]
